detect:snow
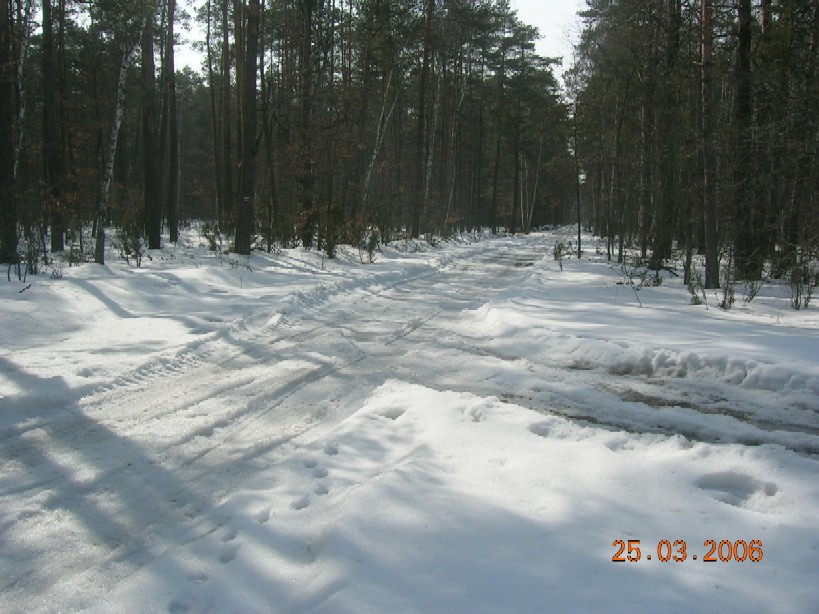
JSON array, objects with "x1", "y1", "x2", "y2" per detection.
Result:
[{"x1": 1, "y1": 227, "x2": 818, "y2": 613}]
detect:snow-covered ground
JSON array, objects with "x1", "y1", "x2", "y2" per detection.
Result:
[{"x1": 1, "y1": 228, "x2": 817, "y2": 613}]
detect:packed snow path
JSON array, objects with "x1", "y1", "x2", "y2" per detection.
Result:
[{"x1": 1, "y1": 231, "x2": 818, "y2": 612}]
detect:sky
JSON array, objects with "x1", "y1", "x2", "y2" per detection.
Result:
[
  {"x1": 177, "y1": 1, "x2": 588, "y2": 77},
  {"x1": 511, "y1": 0, "x2": 586, "y2": 69}
]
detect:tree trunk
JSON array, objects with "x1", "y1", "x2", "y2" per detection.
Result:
[
  {"x1": 95, "y1": 48, "x2": 136, "y2": 265},
  {"x1": 142, "y1": 8, "x2": 162, "y2": 249},
  {"x1": 163, "y1": 0, "x2": 179, "y2": 243},
  {"x1": 413, "y1": 0, "x2": 434, "y2": 238},
  {"x1": 651, "y1": 0, "x2": 681, "y2": 265},
  {"x1": 362, "y1": 71, "x2": 397, "y2": 211},
  {"x1": 761, "y1": 0, "x2": 773, "y2": 36},
  {"x1": 232, "y1": 0, "x2": 245, "y2": 165},
  {"x1": 734, "y1": 0, "x2": 757, "y2": 280},
  {"x1": 0, "y1": 0, "x2": 16, "y2": 263},
  {"x1": 574, "y1": 103, "x2": 582, "y2": 258},
  {"x1": 206, "y1": 0, "x2": 223, "y2": 220},
  {"x1": 425, "y1": 69, "x2": 442, "y2": 227},
  {"x1": 221, "y1": 0, "x2": 234, "y2": 227},
  {"x1": 43, "y1": 0, "x2": 65, "y2": 252},
  {"x1": 234, "y1": 0, "x2": 259, "y2": 255},
  {"x1": 12, "y1": 0, "x2": 31, "y2": 182},
  {"x1": 259, "y1": 0, "x2": 279, "y2": 251},
  {"x1": 702, "y1": 0, "x2": 720, "y2": 289},
  {"x1": 490, "y1": 56, "x2": 505, "y2": 235},
  {"x1": 298, "y1": 0, "x2": 316, "y2": 248}
]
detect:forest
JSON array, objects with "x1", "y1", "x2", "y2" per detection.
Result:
[
  {"x1": 0, "y1": 0, "x2": 817, "y2": 296},
  {"x1": 571, "y1": 0, "x2": 818, "y2": 296}
]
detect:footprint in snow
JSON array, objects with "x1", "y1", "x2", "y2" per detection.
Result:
[
  {"x1": 324, "y1": 443, "x2": 339, "y2": 456},
  {"x1": 254, "y1": 507, "x2": 271, "y2": 524},
  {"x1": 379, "y1": 407, "x2": 406, "y2": 421},
  {"x1": 186, "y1": 572, "x2": 208, "y2": 585},
  {"x1": 221, "y1": 526, "x2": 238, "y2": 543},
  {"x1": 312, "y1": 467, "x2": 328, "y2": 479},
  {"x1": 696, "y1": 471, "x2": 778, "y2": 507},
  {"x1": 218, "y1": 542, "x2": 240, "y2": 564},
  {"x1": 465, "y1": 407, "x2": 485, "y2": 423},
  {"x1": 291, "y1": 496, "x2": 310, "y2": 510},
  {"x1": 314, "y1": 483, "x2": 329, "y2": 496},
  {"x1": 303, "y1": 458, "x2": 318, "y2": 469}
]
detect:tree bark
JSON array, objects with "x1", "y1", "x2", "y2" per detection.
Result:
[
  {"x1": 43, "y1": 0, "x2": 65, "y2": 252},
  {"x1": 95, "y1": 48, "x2": 136, "y2": 265},
  {"x1": 0, "y1": 0, "x2": 17, "y2": 263},
  {"x1": 298, "y1": 0, "x2": 316, "y2": 248},
  {"x1": 12, "y1": 0, "x2": 31, "y2": 182},
  {"x1": 142, "y1": 8, "x2": 162, "y2": 249},
  {"x1": 234, "y1": 0, "x2": 259, "y2": 255},
  {"x1": 702, "y1": 0, "x2": 720, "y2": 288},
  {"x1": 205, "y1": 1, "x2": 222, "y2": 221},
  {"x1": 259, "y1": 0, "x2": 279, "y2": 251},
  {"x1": 162, "y1": 0, "x2": 179, "y2": 242},
  {"x1": 413, "y1": 0, "x2": 434, "y2": 238},
  {"x1": 221, "y1": 0, "x2": 234, "y2": 226},
  {"x1": 734, "y1": 0, "x2": 757, "y2": 279},
  {"x1": 651, "y1": 0, "x2": 681, "y2": 265},
  {"x1": 490, "y1": 53, "x2": 505, "y2": 235},
  {"x1": 574, "y1": 102, "x2": 582, "y2": 257}
]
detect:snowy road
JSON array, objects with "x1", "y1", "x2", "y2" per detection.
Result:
[{"x1": 2, "y1": 231, "x2": 818, "y2": 612}]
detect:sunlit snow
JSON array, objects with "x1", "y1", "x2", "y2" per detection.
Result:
[{"x1": 1, "y1": 228, "x2": 817, "y2": 613}]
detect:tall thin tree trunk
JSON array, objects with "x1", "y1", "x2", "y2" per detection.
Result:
[
  {"x1": 424, "y1": 68, "x2": 442, "y2": 225},
  {"x1": 163, "y1": 0, "x2": 179, "y2": 242},
  {"x1": 95, "y1": 47, "x2": 136, "y2": 264},
  {"x1": 205, "y1": 0, "x2": 223, "y2": 219},
  {"x1": 259, "y1": 0, "x2": 279, "y2": 251},
  {"x1": 221, "y1": 0, "x2": 234, "y2": 226},
  {"x1": 574, "y1": 103, "x2": 582, "y2": 257},
  {"x1": 445, "y1": 65, "x2": 467, "y2": 228},
  {"x1": 0, "y1": 0, "x2": 17, "y2": 263},
  {"x1": 142, "y1": 8, "x2": 162, "y2": 249},
  {"x1": 362, "y1": 71, "x2": 397, "y2": 211},
  {"x1": 234, "y1": 0, "x2": 259, "y2": 255},
  {"x1": 413, "y1": 0, "x2": 434, "y2": 238},
  {"x1": 12, "y1": 0, "x2": 31, "y2": 182},
  {"x1": 299, "y1": 0, "x2": 316, "y2": 248},
  {"x1": 651, "y1": 0, "x2": 681, "y2": 265},
  {"x1": 232, "y1": 0, "x2": 245, "y2": 165},
  {"x1": 761, "y1": 0, "x2": 773, "y2": 36},
  {"x1": 734, "y1": 0, "x2": 757, "y2": 279},
  {"x1": 490, "y1": 55, "x2": 505, "y2": 235},
  {"x1": 43, "y1": 0, "x2": 65, "y2": 252},
  {"x1": 702, "y1": 0, "x2": 720, "y2": 288}
]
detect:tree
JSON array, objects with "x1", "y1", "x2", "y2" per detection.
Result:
[
  {"x1": 651, "y1": 0, "x2": 681, "y2": 266},
  {"x1": 220, "y1": 0, "x2": 234, "y2": 227},
  {"x1": 43, "y1": 0, "x2": 66, "y2": 253},
  {"x1": 413, "y1": 0, "x2": 434, "y2": 238},
  {"x1": 234, "y1": 0, "x2": 259, "y2": 255},
  {"x1": 702, "y1": 0, "x2": 719, "y2": 289},
  {"x1": 0, "y1": 0, "x2": 15, "y2": 263},
  {"x1": 142, "y1": 3, "x2": 161, "y2": 250},
  {"x1": 93, "y1": 1, "x2": 148, "y2": 264},
  {"x1": 161, "y1": 0, "x2": 180, "y2": 243},
  {"x1": 733, "y1": 0, "x2": 756, "y2": 280}
]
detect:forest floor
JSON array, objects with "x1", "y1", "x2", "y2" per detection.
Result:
[{"x1": 1, "y1": 227, "x2": 818, "y2": 613}]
